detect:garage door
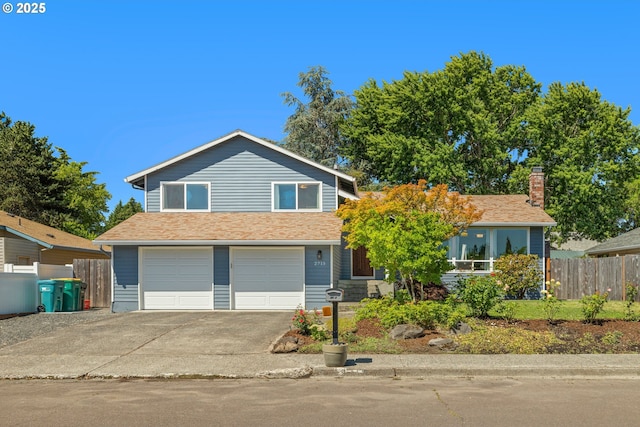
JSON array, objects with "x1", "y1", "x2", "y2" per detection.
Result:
[
  {"x1": 141, "y1": 247, "x2": 213, "y2": 310},
  {"x1": 232, "y1": 247, "x2": 304, "y2": 310}
]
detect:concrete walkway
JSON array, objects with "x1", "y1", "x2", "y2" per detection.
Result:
[{"x1": 1, "y1": 311, "x2": 640, "y2": 380}]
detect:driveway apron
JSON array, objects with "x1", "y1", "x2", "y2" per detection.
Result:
[{"x1": 0, "y1": 311, "x2": 292, "y2": 378}]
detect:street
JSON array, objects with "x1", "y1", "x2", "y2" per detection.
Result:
[{"x1": 0, "y1": 377, "x2": 636, "y2": 426}]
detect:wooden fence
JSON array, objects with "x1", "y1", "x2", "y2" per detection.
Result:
[
  {"x1": 549, "y1": 255, "x2": 640, "y2": 301},
  {"x1": 73, "y1": 259, "x2": 111, "y2": 308}
]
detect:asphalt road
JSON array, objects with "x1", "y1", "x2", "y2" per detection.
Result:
[{"x1": 0, "y1": 377, "x2": 637, "y2": 426}]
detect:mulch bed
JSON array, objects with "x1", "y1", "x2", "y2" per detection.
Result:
[{"x1": 283, "y1": 317, "x2": 640, "y2": 354}]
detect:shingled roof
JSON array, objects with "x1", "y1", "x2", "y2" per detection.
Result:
[
  {"x1": 585, "y1": 227, "x2": 640, "y2": 256},
  {"x1": 468, "y1": 195, "x2": 556, "y2": 226},
  {"x1": 94, "y1": 212, "x2": 344, "y2": 245},
  {"x1": 0, "y1": 211, "x2": 107, "y2": 254}
]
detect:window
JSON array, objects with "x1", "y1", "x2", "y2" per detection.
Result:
[
  {"x1": 495, "y1": 229, "x2": 528, "y2": 257},
  {"x1": 273, "y1": 182, "x2": 321, "y2": 211},
  {"x1": 161, "y1": 182, "x2": 210, "y2": 211}
]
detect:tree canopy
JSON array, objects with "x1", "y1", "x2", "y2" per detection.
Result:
[
  {"x1": 0, "y1": 111, "x2": 111, "y2": 239},
  {"x1": 336, "y1": 181, "x2": 481, "y2": 300},
  {"x1": 282, "y1": 66, "x2": 353, "y2": 168},
  {"x1": 337, "y1": 52, "x2": 640, "y2": 242},
  {"x1": 104, "y1": 197, "x2": 144, "y2": 231}
]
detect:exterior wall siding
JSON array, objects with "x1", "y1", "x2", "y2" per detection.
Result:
[
  {"x1": 305, "y1": 245, "x2": 330, "y2": 309},
  {"x1": 214, "y1": 246, "x2": 230, "y2": 310},
  {"x1": 145, "y1": 136, "x2": 337, "y2": 212},
  {"x1": 2, "y1": 237, "x2": 40, "y2": 265},
  {"x1": 332, "y1": 244, "x2": 341, "y2": 287},
  {"x1": 530, "y1": 227, "x2": 544, "y2": 258},
  {"x1": 112, "y1": 246, "x2": 139, "y2": 312}
]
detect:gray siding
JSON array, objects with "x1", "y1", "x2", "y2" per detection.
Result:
[
  {"x1": 2, "y1": 237, "x2": 40, "y2": 265},
  {"x1": 332, "y1": 244, "x2": 341, "y2": 287},
  {"x1": 530, "y1": 227, "x2": 544, "y2": 258},
  {"x1": 305, "y1": 245, "x2": 330, "y2": 310},
  {"x1": 145, "y1": 136, "x2": 338, "y2": 212},
  {"x1": 112, "y1": 246, "x2": 139, "y2": 312},
  {"x1": 214, "y1": 246, "x2": 230, "y2": 310}
]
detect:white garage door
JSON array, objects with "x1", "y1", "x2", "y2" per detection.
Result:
[
  {"x1": 232, "y1": 247, "x2": 304, "y2": 310},
  {"x1": 141, "y1": 247, "x2": 213, "y2": 310}
]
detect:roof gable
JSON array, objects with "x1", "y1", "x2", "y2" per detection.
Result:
[
  {"x1": 125, "y1": 130, "x2": 357, "y2": 196},
  {"x1": 0, "y1": 211, "x2": 106, "y2": 254}
]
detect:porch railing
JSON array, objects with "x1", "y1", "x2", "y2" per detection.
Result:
[{"x1": 449, "y1": 257, "x2": 495, "y2": 272}]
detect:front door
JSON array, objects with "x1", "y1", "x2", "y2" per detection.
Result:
[{"x1": 352, "y1": 246, "x2": 374, "y2": 278}]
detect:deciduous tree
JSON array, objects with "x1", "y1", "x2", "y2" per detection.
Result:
[{"x1": 336, "y1": 181, "x2": 482, "y2": 301}]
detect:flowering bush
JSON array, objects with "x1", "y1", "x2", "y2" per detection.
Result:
[
  {"x1": 541, "y1": 279, "x2": 562, "y2": 324},
  {"x1": 581, "y1": 289, "x2": 610, "y2": 324},
  {"x1": 494, "y1": 254, "x2": 543, "y2": 299},
  {"x1": 291, "y1": 306, "x2": 323, "y2": 336}
]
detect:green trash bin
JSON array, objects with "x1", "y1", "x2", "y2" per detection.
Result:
[
  {"x1": 56, "y1": 278, "x2": 85, "y2": 312},
  {"x1": 38, "y1": 280, "x2": 64, "y2": 313}
]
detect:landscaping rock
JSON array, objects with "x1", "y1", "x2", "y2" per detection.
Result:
[
  {"x1": 271, "y1": 336, "x2": 299, "y2": 353},
  {"x1": 390, "y1": 324, "x2": 425, "y2": 340},
  {"x1": 429, "y1": 337, "x2": 454, "y2": 348},
  {"x1": 450, "y1": 321, "x2": 472, "y2": 335}
]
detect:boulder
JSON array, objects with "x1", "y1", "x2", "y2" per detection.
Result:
[
  {"x1": 450, "y1": 321, "x2": 472, "y2": 335},
  {"x1": 271, "y1": 336, "x2": 299, "y2": 353},
  {"x1": 428, "y1": 337, "x2": 454, "y2": 347},
  {"x1": 390, "y1": 324, "x2": 425, "y2": 340}
]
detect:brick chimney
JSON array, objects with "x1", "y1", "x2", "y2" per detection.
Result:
[{"x1": 529, "y1": 167, "x2": 544, "y2": 208}]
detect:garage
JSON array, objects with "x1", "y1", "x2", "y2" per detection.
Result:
[
  {"x1": 141, "y1": 247, "x2": 214, "y2": 310},
  {"x1": 231, "y1": 247, "x2": 304, "y2": 309}
]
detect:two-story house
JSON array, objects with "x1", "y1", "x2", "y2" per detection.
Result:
[{"x1": 95, "y1": 130, "x2": 555, "y2": 312}]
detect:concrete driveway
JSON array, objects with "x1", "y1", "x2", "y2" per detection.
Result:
[{"x1": 0, "y1": 311, "x2": 301, "y2": 379}]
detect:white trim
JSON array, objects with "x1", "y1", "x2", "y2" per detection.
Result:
[
  {"x1": 271, "y1": 181, "x2": 323, "y2": 212},
  {"x1": 473, "y1": 222, "x2": 556, "y2": 227},
  {"x1": 160, "y1": 181, "x2": 211, "y2": 212},
  {"x1": 338, "y1": 189, "x2": 359, "y2": 200},
  {"x1": 95, "y1": 239, "x2": 341, "y2": 246},
  {"x1": 125, "y1": 130, "x2": 357, "y2": 185},
  {"x1": 144, "y1": 175, "x2": 148, "y2": 212}
]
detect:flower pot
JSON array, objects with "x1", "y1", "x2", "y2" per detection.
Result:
[{"x1": 322, "y1": 343, "x2": 348, "y2": 367}]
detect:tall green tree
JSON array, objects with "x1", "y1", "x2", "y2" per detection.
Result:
[
  {"x1": 341, "y1": 51, "x2": 541, "y2": 193},
  {"x1": 0, "y1": 111, "x2": 112, "y2": 239},
  {"x1": 0, "y1": 112, "x2": 63, "y2": 225},
  {"x1": 282, "y1": 66, "x2": 353, "y2": 167},
  {"x1": 104, "y1": 197, "x2": 143, "y2": 231},
  {"x1": 54, "y1": 148, "x2": 111, "y2": 239},
  {"x1": 516, "y1": 82, "x2": 640, "y2": 242}
]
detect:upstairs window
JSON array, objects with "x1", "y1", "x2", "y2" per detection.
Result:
[
  {"x1": 273, "y1": 182, "x2": 321, "y2": 211},
  {"x1": 161, "y1": 182, "x2": 210, "y2": 211}
]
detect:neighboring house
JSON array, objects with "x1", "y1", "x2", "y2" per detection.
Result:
[
  {"x1": 584, "y1": 228, "x2": 640, "y2": 257},
  {"x1": 94, "y1": 130, "x2": 556, "y2": 312},
  {"x1": 0, "y1": 210, "x2": 109, "y2": 265}
]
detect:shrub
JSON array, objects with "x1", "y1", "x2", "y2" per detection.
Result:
[
  {"x1": 581, "y1": 290, "x2": 609, "y2": 324},
  {"x1": 291, "y1": 306, "x2": 323, "y2": 336},
  {"x1": 455, "y1": 275, "x2": 504, "y2": 318},
  {"x1": 624, "y1": 282, "x2": 639, "y2": 321},
  {"x1": 495, "y1": 301, "x2": 517, "y2": 323},
  {"x1": 541, "y1": 279, "x2": 562, "y2": 324},
  {"x1": 494, "y1": 254, "x2": 543, "y2": 299}
]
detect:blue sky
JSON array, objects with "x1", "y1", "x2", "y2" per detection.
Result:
[{"x1": 2, "y1": 0, "x2": 638, "y2": 212}]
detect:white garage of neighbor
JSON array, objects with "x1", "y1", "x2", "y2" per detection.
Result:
[
  {"x1": 231, "y1": 247, "x2": 304, "y2": 310},
  {"x1": 140, "y1": 247, "x2": 214, "y2": 310}
]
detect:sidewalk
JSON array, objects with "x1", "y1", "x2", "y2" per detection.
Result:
[{"x1": 1, "y1": 311, "x2": 640, "y2": 380}]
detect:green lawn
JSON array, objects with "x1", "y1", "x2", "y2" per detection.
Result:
[{"x1": 487, "y1": 300, "x2": 632, "y2": 321}]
